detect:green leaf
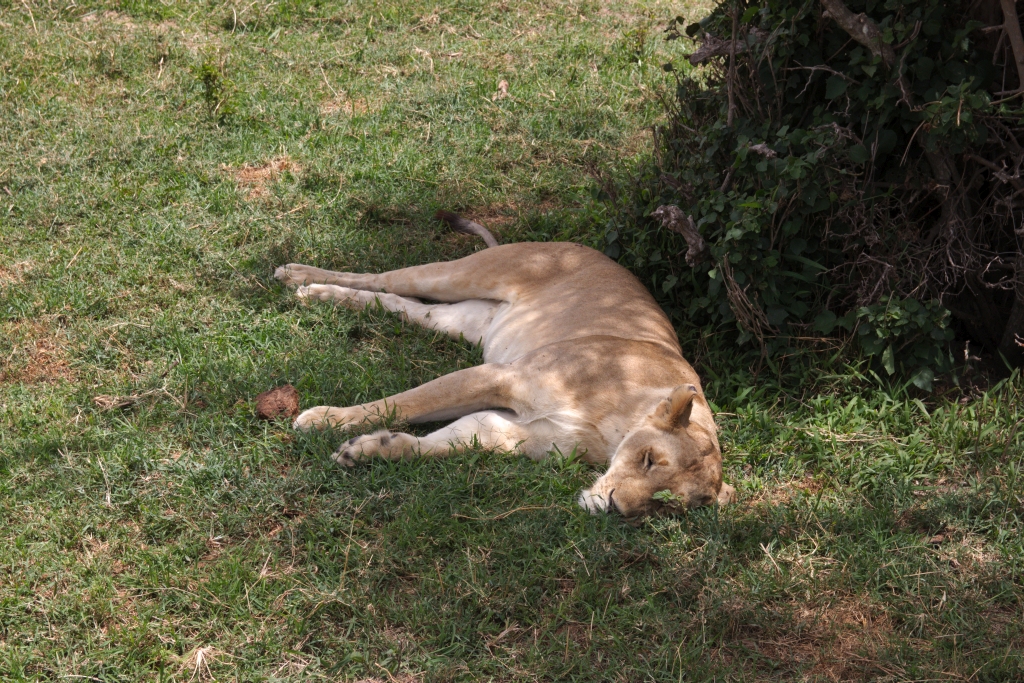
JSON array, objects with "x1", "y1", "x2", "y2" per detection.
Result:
[
  {"x1": 767, "y1": 306, "x2": 788, "y2": 326},
  {"x1": 882, "y1": 345, "x2": 895, "y2": 375},
  {"x1": 825, "y1": 76, "x2": 847, "y2": 100},
  {"x1": 848, "y1": 144, "x2": 870, "y2": 164},
  {"x1": 813, "y1": 311, "x2": 837, "y2": 334},
  {"x1": 911, "y1": 367, "x2": 934, "y2": 391},
  {"x1": 787, "y1": 254, "x2": 827, "y2": 271},
  {"x1": 652, "y1": 489, "x2": 685, "y2": 507},
  {"x1": 916, "y1": 56, "x2": 934, "y2": 80}
]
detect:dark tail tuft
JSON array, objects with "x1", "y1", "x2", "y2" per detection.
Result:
[{"x1": 435, "y1": 210, "x2": 500, "y2": 248}]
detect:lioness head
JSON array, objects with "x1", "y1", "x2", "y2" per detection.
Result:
[{"x1": 577, "y1": 384, "x2": 733, "y2": 518}]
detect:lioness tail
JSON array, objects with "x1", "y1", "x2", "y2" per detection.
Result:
[{"x1": 435, "y1": 210, "x2": 500, "y2": 248}]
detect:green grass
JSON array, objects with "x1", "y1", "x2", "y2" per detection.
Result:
[{"x1": 1, "y1": 1, "x2": 1022, "y2": 681}]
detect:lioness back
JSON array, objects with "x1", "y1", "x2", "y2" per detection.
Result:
[{"x1": 462, "y1": 242, "x2": 683, "y2": 362}]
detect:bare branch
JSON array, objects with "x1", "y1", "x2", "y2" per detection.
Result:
[
  {"x1": 819, "y1": 0, "x2": 895, "y2": 67},
  {"x1": 1000, "y1": 0, "x2": 1024, "y2": 92},
  {"x1": 727, "y1": 2, "x2": 739, "y2": 128},
  {"x1": 652, "y1": 205, "x2": 710, "y2": 267},
  {"x1": 749, "y1": 143, "x2": 777, "y2": 158},
  {"x1": 687, "y1": 29, "x2": 768, "y2": 66},
  {"x1": 965, "y1": 153, "x2": 1024, "y2": 192}
]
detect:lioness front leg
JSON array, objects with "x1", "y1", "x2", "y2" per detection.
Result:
[{"x1": 332, "y1": 411, "x2": 530, "y2": 466}]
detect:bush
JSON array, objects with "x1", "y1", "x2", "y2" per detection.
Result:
[{"x1": 607, "y1": 0, "x2": 1024, "y2": 385}]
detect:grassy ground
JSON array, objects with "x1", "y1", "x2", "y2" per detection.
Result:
[{"x1": 1, "y1": 1, "x2": 1022, "y2": 681}]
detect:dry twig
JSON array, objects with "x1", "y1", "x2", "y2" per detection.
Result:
[{"x1": 721, "y1": 255, "x2": 774, "y2": 349}]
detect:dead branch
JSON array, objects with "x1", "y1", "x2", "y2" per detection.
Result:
[
  {"x1": 652, "y1": 205, "x2": 711, "y2": 267},
  {"x1": 727, "y1": 2, "x2": 739, "y2": 127},
  {"x1": 999, "y1": 254, "x2": 1024, "y2": 363},
  {"x1": 819, "y1": 0, "x2": 916, "y2": 107},
  {"x1": 687, "y1": 28, "x2": 768, "y2": 66},
  {"x1": 749, "y1": 143, "x2": 777, "y2": 158},
  {"x1": 1000, "y1": 0, "x2": 1024, "y2": 91},
  {"x1": 819, "y1": 0, "x2": 895, "y2": 67},
  {"x1": 721, "y1": 255, "x2": 773, "y2": 349},
  {"x1": 965, "y1": 152, "x2": 1024, "y2": 191}
]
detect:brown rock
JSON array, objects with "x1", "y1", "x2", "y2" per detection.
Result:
[{"x1": 256, "y1": 384, "x2": 300, "y2": 420}]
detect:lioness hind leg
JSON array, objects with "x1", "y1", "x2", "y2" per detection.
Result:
[
  {"x1": 294, "y1": 363, "x2": 516, "y2": 432},
  {"x1": 275, "y1": 263, "x2": 353, "y2": 288},
  {"x1": 332, "y1": 411, "x2": 528, "y2": 466},
  {"x1": 297, "y1": 283, "x2": 499, "y2": 344},
  {"x1": 276, "y1": 244, "x2": 558, "y2": 303}
]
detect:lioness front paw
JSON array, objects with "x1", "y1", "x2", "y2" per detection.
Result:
[
  {"x1": 331, "y1": 430, "x2": 414, "y2": 466},
  {"x1": 293, "y1": 406, "x2": 351, "y2": 431}
]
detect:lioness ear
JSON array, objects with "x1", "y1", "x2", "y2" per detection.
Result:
[{"x1": 652, "y1": 384, "x2": 698, "y2": 430}]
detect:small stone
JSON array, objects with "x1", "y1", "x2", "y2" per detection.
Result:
[{"x1": 255, "y1": 384, "x2": 300, "y2": 420}]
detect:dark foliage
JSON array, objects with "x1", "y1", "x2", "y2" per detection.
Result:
[{"x1": 609, "y1": 0, "x2": 1024, "y2": 386}]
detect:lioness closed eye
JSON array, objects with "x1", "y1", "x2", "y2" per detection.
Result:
[{"x1": 275, "y1": 212, "x2": 733, "y2": 518}]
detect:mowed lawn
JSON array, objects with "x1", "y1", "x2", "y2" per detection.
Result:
[{"x1": 1, "y1": 1, "x2": 1022, "y2": 681}]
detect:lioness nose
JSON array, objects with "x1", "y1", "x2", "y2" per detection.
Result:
[{"x1": 606, "y1": 489, "x2": 619, "y2": 514}]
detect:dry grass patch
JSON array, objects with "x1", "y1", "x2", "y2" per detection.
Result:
[
  {"x1": 79, "y1": 10, "x2": 137, "y2": 30},
  {"x1": 225, "y1": 156, "x2": 301, "y2": 200},
  {"x1": 738, "y1": 473, "x2": 825, "y2": 510},
  {"x1": 0, "y1": 320, "x2": 75, "y2": 384},
  {"x1": 0, "y1": 260, "x2": 32, "y2": 289},
  {"x1": 319, "y1": 95, "x2": 376, "y2": 117},
  {"x1": 715, "y1": 592, "x2": 902, "y2": 681}
]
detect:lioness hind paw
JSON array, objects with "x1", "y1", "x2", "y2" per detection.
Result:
[
  {"x1": 331, "y1": 430, "x2": 405, "y2": 466},
  {"x1": 274, "y1": 264, "x2": 306, "y2": 286},
  {"x1": 274, "y1": 263, "x2": 319, "y2": 287}
]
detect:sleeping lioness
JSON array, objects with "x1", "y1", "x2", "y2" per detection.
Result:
[{"x1": 274, "y1": 213, "x2": 733, "y2": 518}]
